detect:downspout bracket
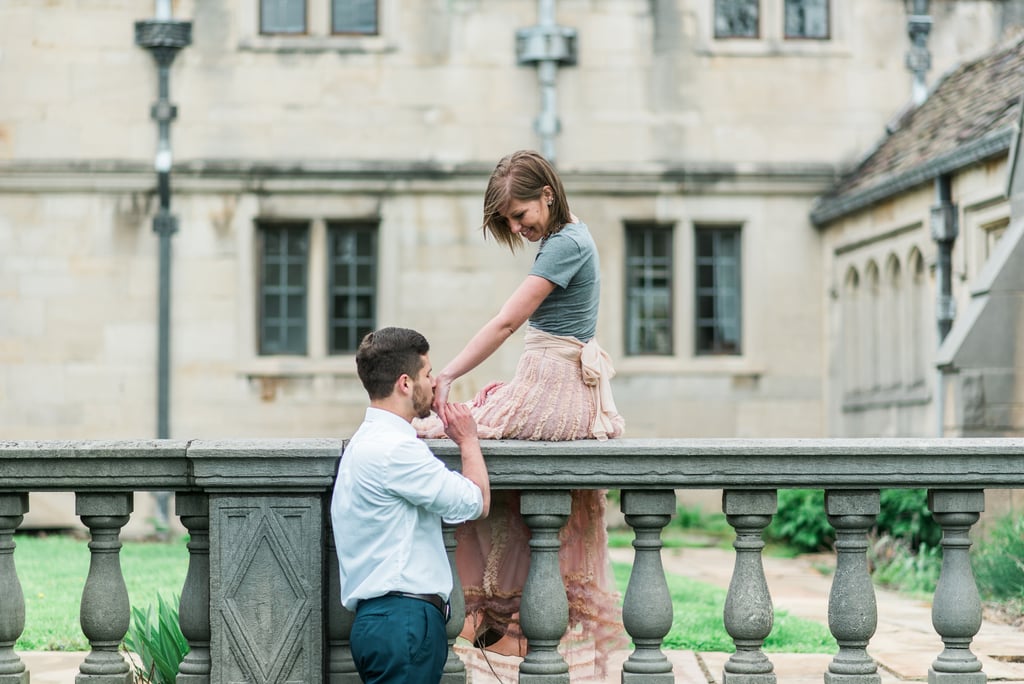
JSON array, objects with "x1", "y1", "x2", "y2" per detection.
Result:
[{"x1": 516, "y1": 25, "x2": 578, "y2": 66}]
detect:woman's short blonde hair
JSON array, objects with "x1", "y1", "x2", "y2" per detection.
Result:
[{"x1": 482, "y1": 150, "x2": 572, "y2": 252}]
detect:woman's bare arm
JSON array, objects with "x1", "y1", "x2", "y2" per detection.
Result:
[{"x1": 433, "y1": 274, "x2": 555, "y2": 409}]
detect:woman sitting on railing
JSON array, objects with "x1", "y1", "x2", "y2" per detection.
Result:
[{"x1": 415, "y1": 150, "x2": 627, "y2": 680}]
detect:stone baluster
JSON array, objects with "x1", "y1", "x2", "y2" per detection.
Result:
[
  {"x1": 441, "y1": 522, "x2": 467, "y2": 683},
  {"x1": 325, "y1": 519, "x2": 360, "y2": 683},
  {"x1": 518, "y1": 490, "x2": 571, "y2": 684},
  {"x1": 927, "y1": 490, "x2": 986, "y2": 684},
  {"x1": 175, "y1": 493, "x2": 211, "y2": 683},
  {"x1": 76, "y1": 492, "x2": 133, "y2": 684},
  {"x1": 0, "y1": 494, "x2": 29, "y2": 684},
  {"x1": 825, "y1": 489, "x2": 881, "y2": 684},
  {"x1": 722, "y1": 489, "x2": 777, "y2": 684},
  {"x1": 621, "y1": 489, "x2": 676, "y2": 683}
]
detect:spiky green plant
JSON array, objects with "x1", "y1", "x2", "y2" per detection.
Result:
[{"x1": 122, "y1": 593, "x2": 189, "y2": 684}]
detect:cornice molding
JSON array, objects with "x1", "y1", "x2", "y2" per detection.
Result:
[{"x1": 0, "y1": 158, "x2": 838, "y2": 197}]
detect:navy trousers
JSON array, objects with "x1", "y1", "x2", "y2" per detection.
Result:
[{"x1": 351, "y1": 594, "x2": 448, "y2": 684}]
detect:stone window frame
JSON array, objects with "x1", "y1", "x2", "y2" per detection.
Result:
[
  {"x1": 239, "y1": 199, "x2": 390, "y2": 380},
  {"x1": 624, "y1": 221, "x2": 675, "y2": 357},
  {"x1": 240, "y1": 0, "x2": 397, "y2": 54},
  {"x1": 699, "y1": 0, "x2": 848, "y2": 57},
  {"x1": 694, "y1": 224, "x2": 743, "y2": 356},
  {"x1": 783, "y1": 0, "x2": 830, "y2": 40},
  {"x1": 836, "y1": 233, "x2": 932, "y2": 412},
  {"x1": 960, "y1": 195, "x2": 1011, "y2": 285}
]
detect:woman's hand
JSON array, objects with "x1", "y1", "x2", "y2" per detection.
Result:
[
  {"x1": 432, "y1": 373, "x2": 454, "y2": 415},
  {"x1": 473, "y1": 381, "x2": 505, "y2": 407}
]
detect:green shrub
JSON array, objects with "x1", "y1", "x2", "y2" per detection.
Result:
[
  {"x1": 122, "y1": 593, "x2": 189, "y2": 684},
  {"x1": 766, "y1": 490, "x2": 833, "y2": 553},
  {"x1": 766, "y1": 489, "x2": 943, "y2": 554},
  {"x1": 869, "y1": 535, "x2": 941, "y2": 596},
  {"x1": 973, "y1": 514, "x2": 1024, "y2": 601},
  {"x1": 676, "y1": 505, "x2": 731, "y2": 535},
  {"x1": 877, "y1": 490, "x2": 942, "y2": 549}
]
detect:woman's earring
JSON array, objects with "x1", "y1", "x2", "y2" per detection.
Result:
[{"x1": 547, "y1": 199, "x2": 553, "y2": 206}]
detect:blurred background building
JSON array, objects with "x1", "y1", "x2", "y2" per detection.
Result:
[{"x1": 2, "y1": 0, "x2": 1023, "y2": 527}]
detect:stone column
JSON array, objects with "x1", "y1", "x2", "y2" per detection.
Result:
[
  {"x1": 928, "y1": 490, "x2": 986, "y2": 684},
  {"x1": 441, "y1": 522, "x2": 467, "y2": 683},
  {"x1": 722, "y1": 489, "x2": 777, "y2": 684},
  {"x1": 621, "y1": 489, "x2": 675, "y2": 683},
  {"x1": 76, "y1": 492, "x2": 133, "y2": 684},
  {"x1": 325, "y1": 519, "x2": 360, "y2": 683},
  {"x1": 0, "y1": 494, "x2": 29, "y2": 684},
  {"x1": 175, "y1": 493, "x2": 210, "y2": 683},
  {"x1": 518, "y1": 490, "x2": 571, "y2": 684},
  {"x1": 825, "y1": 490, "x2": 881, "y2": 684}
]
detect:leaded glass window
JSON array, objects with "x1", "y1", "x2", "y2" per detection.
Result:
[
  {"x1": 333, "y1": 0, "x2": 378, "y2": 35},
  {"x1": 715, "y1": 0, "x2": 759, "y2": 38},
  {"x1": 258, "y1": 222, "x2": 310, "y2": 355},
  {"x1": 625, "y1": 223, "x2": 673, "y2": 356},
  {"x1": 328, "y1": 222, "x2": 377, "y2": 354},
  {"x1": 695, "y1": 227, "x2": 741, "y2": 355},
  {"x1": 261, "y1": 0, "x2": 306, "y2": 34},
  {"x1": 785, "y1": 0, "x2": 829, "y2": 39}
]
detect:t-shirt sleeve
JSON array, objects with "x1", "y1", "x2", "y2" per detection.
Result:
[
  {"x1": 386, "y1": 438, "x2": 483, "y2": 523},
  {"x1": 531, "y1": 231, "x2": 587, "y2": 289}
]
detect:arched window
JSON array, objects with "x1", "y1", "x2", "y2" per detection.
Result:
[
  {"x1": 907, "y1": 249, "x2": 928, "y2": 387},
  {"x1": 842, "y1": 267, "x2": 860, "y2": 395},
  {"x1": 884, "y1": 254, "x2": 902, "y2": 389},
  {"x1": 864, "y1": 261, "x2": 881, "y2": 392}
]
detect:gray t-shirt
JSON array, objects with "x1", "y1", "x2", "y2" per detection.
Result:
[{"x1": 529, "y1": 221, "x2": 600, "y2": 341}]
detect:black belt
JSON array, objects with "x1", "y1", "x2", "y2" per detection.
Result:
[{"x1": 384, "y1": 591, "x2": 451, "y2": 621}]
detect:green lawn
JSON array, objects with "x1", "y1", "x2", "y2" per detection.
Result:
[
  {"x1": 14, "y1": 534, "x2": 189, "y2": 651},
  {"x1": 12, "y1": 533, "x2": 835, "y2": 655}
]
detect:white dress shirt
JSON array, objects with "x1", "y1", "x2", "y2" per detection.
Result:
[{"x1": 331, "y1": 407, "x2": 483, "y2": 611}]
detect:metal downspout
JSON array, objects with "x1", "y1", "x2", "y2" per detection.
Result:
[
  {"x1": 931, "y1": 175, "x2": 958, "y2": 436},
  {"x1": 516, "y1": 0, "x2": 577, "y2": 164},
  {"x1": 135, "y1": 3, "x2": 191, "y2": 441}
]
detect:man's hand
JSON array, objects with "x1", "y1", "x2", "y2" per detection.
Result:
[
  {"x1": 439, "y1": 402, "x2": 478, "y2": 446},
  {"x1": 440, "y1": 402, "x2": 489, "y2": 517}
]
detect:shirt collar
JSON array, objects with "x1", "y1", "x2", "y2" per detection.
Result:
[{"x1": 363, "y1": 406, "x2": 417, "y2": 436}]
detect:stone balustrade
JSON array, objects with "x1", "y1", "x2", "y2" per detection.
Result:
[{"x1": 1, "y1": 437, "x2": 1022, "y2": 684}]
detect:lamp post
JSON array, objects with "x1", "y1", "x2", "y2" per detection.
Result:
[
  {"x1": 135, "y1": 3, "x2": 191, "y2": 531},
  {"x1": 134, "y1": 4, "x2": 191, "y2": 442}
]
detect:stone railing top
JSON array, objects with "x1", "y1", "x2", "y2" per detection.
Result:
[{"x1": 2, "y1": 437, "x2": 1024, "y2": 492}]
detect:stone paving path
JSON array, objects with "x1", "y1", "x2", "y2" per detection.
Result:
[{"x1": 18, "y1": 545, "x2": 1024, "y2": 683}]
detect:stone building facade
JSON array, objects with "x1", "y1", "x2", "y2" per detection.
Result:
[{"x1": 2, "y1": 0, "x2": 1023, "y2": 464}]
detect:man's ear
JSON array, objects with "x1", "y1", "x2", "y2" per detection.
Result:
[{"x1": 396, "y1": 373, "x2": 411, "y2": 396}]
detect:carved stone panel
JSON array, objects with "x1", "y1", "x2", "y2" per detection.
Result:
[{"x1": 210, "y1": 495, "x2": 322, "y2": 683}]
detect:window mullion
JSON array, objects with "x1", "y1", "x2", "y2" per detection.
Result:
[{"x1": 308, "y1": 218, "x2": 328, "y2": 359}]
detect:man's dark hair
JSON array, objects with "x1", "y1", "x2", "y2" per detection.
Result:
[{"x1": 355, "y1": 327, "x2": 430, "y2": 399}]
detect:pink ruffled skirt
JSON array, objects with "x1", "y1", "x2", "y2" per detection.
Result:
[{"x1": 415, "y1": 329, "x2": 627, "y2": 679}]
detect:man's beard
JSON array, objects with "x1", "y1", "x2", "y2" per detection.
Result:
[{"x1": 413, "y1": 385, "x2": 433, "y2": 419}]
